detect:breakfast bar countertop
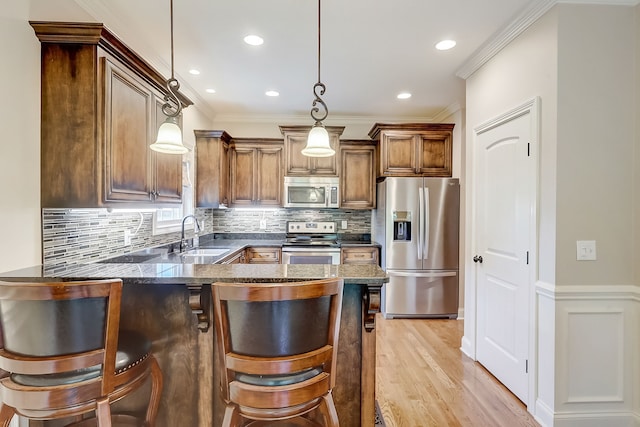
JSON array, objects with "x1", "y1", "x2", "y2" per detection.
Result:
[{"x1": 0, "y1": 263, "x2": 388, "y2": 286}]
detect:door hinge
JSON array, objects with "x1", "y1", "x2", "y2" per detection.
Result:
[
  {"x1": 525, "y1": 359, "x2": 529, "y2": 373},
  {"x1": 526, "y1": 251, "x2": 529, "y2": 265},
  {"x1": 527, "y1": 142, "x2": 530, "y2": 157}
]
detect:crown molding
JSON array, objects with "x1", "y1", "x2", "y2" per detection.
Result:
[
  {"x1": 456, "y1": 0, "x2": 556, "y2": 79},
  {"x1": 456, "y1": 0, "x2": 640, "y2": 80},
  {"x1": 73, "y1": 0, "x2": 217, "y2": 121}
]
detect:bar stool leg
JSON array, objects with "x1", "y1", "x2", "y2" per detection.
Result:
[
  {"x1": 144, "y1": 355, "x2": 163, "y2": 427},
  {"x1": 95, "y1": 397, "x2": 112, "y2": 427},
  {"x1": 0, "y1": 404, "x2": 15, "y2": 427}
]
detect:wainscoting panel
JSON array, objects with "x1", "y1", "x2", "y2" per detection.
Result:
[{"x1": 537, "y1": 283, "x2": 640, "y2": 427}]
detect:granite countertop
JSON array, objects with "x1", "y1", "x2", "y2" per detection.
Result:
[
  {"x1": 0, "y1": 233, "x2": 387, "y2": 286},
  {"x1": 0, "y1": 263, "x2": 388, "y2": 286}
]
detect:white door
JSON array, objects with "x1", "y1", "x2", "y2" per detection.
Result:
[{"x1": 474, "y1": 108, "x2": 534, "y2": 403}]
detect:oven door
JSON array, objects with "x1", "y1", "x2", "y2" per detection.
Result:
[{"x1": 281, "y1": 247, "x2": 341, "y2": 265}]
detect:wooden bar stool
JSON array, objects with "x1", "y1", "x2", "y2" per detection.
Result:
[
  {"x1": 0, "y1": 279, "x2": 162, "y2": 427},
  {"x1": 213, "y1": 278, "x2": 343, "y2": 427}
]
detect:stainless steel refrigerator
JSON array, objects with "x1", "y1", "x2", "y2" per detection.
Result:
[{"x1": 374, "y1": 177, "x2": 460, "y2": 318}]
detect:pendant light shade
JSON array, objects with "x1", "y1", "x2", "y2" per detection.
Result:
[
  {"x1": 150, "y1": 116, "x2": 188, "y2": 154},
  {"x1": 302, "y1": 123, "x2": 334, "y2": 157},
  {"x1": 151, "y1": 0, "x2": 188, "y2": 155},
  {"x1": 302, "y1": 0, "x2": 335, "y2": 158}
]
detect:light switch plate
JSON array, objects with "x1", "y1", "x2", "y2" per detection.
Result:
[
  {"x1": 124, "y1": 230, "x2": 132, "y2": 246},
  {"x1": 259, "y1": 219, "x2": 267, "y2": 229},
  {"x1": 576, "y1": 240, "x2": 596, "y2": 261},
  {"x1": 341, "y1": 220, "x2": 348, "y2": 229}
]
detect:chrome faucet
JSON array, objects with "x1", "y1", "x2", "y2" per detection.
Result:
[{"x1": 180, "y1": 215, "x2": 201, "y2": 252}]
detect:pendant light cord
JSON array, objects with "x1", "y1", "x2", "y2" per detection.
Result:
[
  {"x1": 170, "y1": 0, "x2": 175, "y2": 80},
  {"x1": 163, "y1": 0, "x2": 182, "y2": 118},
  {"x1": 310, "y1": 0, "x2": 328, "y2": 123},
  {"x1": 316, "y1": 0, "x2": 321, "y2": 84}
]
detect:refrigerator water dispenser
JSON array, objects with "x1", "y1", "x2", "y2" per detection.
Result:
[{"x1": 392, "y1": 211, "x2": 412, "y2": 241}]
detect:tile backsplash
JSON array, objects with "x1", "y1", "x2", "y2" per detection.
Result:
[{"x1": 42, "y1": 208, "x2": 371, "y2": 266}]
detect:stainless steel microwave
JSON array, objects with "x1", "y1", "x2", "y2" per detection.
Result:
[{"x1": 283, "y1": 176, "x2": 339, "y2": 208}]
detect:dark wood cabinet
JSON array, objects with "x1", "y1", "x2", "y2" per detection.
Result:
[
  {"x1": 229, "y1": 139, "x2": 283, "y2": 207},
  {"x1": 369, "y1": 123, "x2": 454, "y2": 177},
  {"x1": 32, "y1": 22, "x2": 191, "y2": 208},
  {"x1": 280, "y1": 126, "x2": 344, "y2": 176},
  {"x1": 340, "y1": 140, "x2": 376, "y2": 209},
  {"x1": 194, "y1": 130, "x2": 231, "y2": 208}
]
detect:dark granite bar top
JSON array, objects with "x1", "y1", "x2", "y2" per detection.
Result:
[{"x1": 0, "y1": 263, "x2": 388, "y2": 286}]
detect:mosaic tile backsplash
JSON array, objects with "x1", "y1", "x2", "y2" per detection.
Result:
[{"x1": 42, "y1": 208, "x2": 371, "y2": 266}]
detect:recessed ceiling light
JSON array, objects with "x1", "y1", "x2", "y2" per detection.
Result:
[
  {"x1": 244, "y1": 35, "x2": 264, "y2": 46},
  {"x1": 265, "y1": 90, "x2": 279, "y2": 97},
  {"x1": 189, "y1": 69, "x2": 201, "y2": 75},
  {"x1": 205, "y1": 88, "x2": 216, "y2": 94},
  {"x1": 435, "y1": 40, "x2": 456, "y2": 51},
  {"x1": 397, "y1": 92, "x2": 412, "y2": 99}
]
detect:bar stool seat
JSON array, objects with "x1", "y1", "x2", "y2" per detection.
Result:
[{"x1": 0, "y1": 279, "x2": 162, "y2": 427}]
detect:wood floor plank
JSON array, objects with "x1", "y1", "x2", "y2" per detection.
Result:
[{"x1": 375, "y1": 316, "x2": 540, "y2": 427}]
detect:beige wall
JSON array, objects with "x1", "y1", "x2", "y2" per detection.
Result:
[
  {"x1": 466, "y1": 7, "x2": 559, "y2": 285},
  {"x1": 555, "y1": 4, "x2": 636, "y2": 286},
  {"x1": 635, "y1": 4, "x2": 640, "y2": 286},
  {"x1": 0, "y1": 3, "x2": 42, "y2": 272}
]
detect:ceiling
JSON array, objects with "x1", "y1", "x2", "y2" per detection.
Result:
[{"x1": 70, "y1": 0, "x2": 539, "y2": 123}]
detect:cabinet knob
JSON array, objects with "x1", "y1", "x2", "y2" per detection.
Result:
[{"x1": 473, "y1": 255, "x2": 483, "y2": 263}]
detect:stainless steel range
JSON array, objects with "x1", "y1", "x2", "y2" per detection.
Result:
[{"x1": 281, "y1": 221, "x2": 340, "y2": 265}]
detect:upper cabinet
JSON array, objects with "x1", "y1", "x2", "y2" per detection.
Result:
[
  {"x1": 31, "y1": 22, "x2": 192, "y2": 208},
  {"x1": 369, "y1": 123, "x2": 454, "y2": 177},
  {"x1": 229, "y1": 139, "x2": 283, "y2": 208},
  {"x1": 194, "y1": 130, "x2": 231, "y2": 208},
  {"x1": 279, "y1": 126, "x2": 344, "y2": 176},
  {"x1": 340, "y1": 140, "x2": 376, "y2": 209}
]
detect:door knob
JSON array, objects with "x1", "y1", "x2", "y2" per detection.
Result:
[{"x1": 473, "y1": 255, "x2": 483, "y2": 263}]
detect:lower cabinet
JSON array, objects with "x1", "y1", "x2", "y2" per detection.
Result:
[
  {"x1": 222, "y1": 250, "x2": 246, "y2": 264},
  {"x1": 341, "y1": 247, "x2": 379, "y2": 265},
  {"x1": 245, "y1": 247, "x2": 282, "y2": 264}
]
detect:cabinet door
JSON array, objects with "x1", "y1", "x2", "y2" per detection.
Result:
[
  {"x1": 416, "y1": 132, "x2": 452, "y2": 176},
  {"x1": 256, "y1": 147, "x2": 283, "y2": 206},
  {"x1": 230, "y1": 147, "x2": 256, "y2": 206},
  {"x1": 103, "y1": 58, "x2": 153, "y2": 203},
  {"x1": 340, "y1": 145, "x2": 376, "y2": 209},
  {"x1": 283, "y1": 128, "x2": 340, "y2": 176},
  {"x1": 378, "y1": 132, "x2": 417, "y2": 176},
  {"x1": 153, "y1": 98, "x2": 183, "y2": 203},
  {"x1": 194, "y1": 130, "x2": 231, "y2": 208}
]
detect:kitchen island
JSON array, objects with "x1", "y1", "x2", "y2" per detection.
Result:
[{"x1": 0, "y1": 263, "x2": 387, "y2": 427}]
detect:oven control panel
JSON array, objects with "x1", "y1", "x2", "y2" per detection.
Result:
[{"x1": 287, "y1": 221, "x2": 335, "y2": 233}]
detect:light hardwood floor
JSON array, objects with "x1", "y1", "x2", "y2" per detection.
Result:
[{"x1": 375, "y1": 316, "x2": 540, "y2": 427}]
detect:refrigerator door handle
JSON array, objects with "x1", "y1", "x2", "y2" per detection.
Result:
[
  {"x1": 388, "y1": 270, "x2": 457, "y2": 278},
  {"x1": 423, "y1": 186, "x2": 430, "y2": 260},
  {"x1": 418, "y1": 187, "x2": 424, "y2": 258}
]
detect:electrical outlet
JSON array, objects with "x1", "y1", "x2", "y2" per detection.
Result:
[
  {"x1": 259, "y1": 219, "x2": 267, "y2": 229},
  {"x1": 341, "y1": 220, "x2": 348, "y2": 229},
  {"x1": 124, "y1": 230, "x2": 132, "y2": 246},
  {"x1": 576, "y1": 240, "x2": 596, "y2": 261}
]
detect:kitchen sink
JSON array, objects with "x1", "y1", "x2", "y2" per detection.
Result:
[{"x1": 181, "y1": 248, "x2": 230, "y2": 257}]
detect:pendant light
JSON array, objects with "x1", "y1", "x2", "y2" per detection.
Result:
[
  {"x1": 150, "y1": 0, "x2": 189, "y2": 154},
  {"x1": 301, "y1": 0, "x2": 334, "y2": 158}
]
